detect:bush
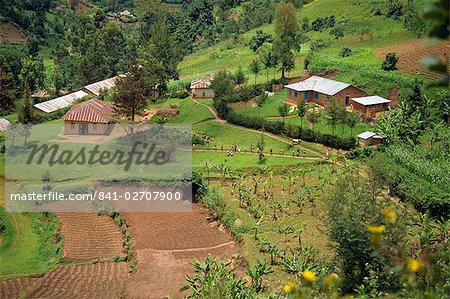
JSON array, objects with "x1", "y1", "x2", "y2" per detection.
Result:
[
  {"x1": 381, "y1": 53, "x2": 399, "y2": 71},
  {"x1": 309, "y1": 39, "x2": 327, "y2": 51},
  {"x1": 340, "y1": 47, "x2": 352, "y2": 57},
  {"x1": 330, "y1": 27, "x2": 344, "y2": 39},
  {"x1": 0, "y1": 212, "x2": 6, "y2": 233}
]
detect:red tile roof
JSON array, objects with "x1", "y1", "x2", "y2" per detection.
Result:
[
  {"x1": 62, "y1": 99, "x2": 115, "y2": 123},
  {"x1": 190, "y1": 74, "x2": 214, "y2": 89}
]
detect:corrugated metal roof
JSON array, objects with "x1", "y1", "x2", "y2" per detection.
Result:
[
  {"x1": 82, "y1": 76, "x2": 123, "y2": 96},
  {"x1": 190, "y1": 75, "x2": 214, "y2": 89},
  {"x1": 62, "y1": 99, "x2": 115, "y2": 123},
  {"x1": 358, "y1": 131, "x2": 376, "y2": 140},
  {"x1": 285, "y1": 76, "x2": 350, "y2": 96},
  {"x1": 34, "y1": 90, "x2": 89, "y2": 114},
  {"x1": 351, "y1": 96, "x2": 391, "y2": 106},
  {"x1": 0, "y1": 118, "x2": 10, "y2": 132}
]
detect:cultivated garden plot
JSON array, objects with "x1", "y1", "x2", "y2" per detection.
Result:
[{"x1": 0, "y1": 0, "x2": 448, "y2": 297}]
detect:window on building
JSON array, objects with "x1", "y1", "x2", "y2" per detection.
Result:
[
  {"x1": 289, "y1": 90, "x2": 292, "y2": 96},
  {"x1": 314, "y1": 92, "x2": 319, "y2": 99},
  {"x1": 70, "y1": 122, "x2": 75, "y2": 129},
  {"x1": 294, "y1": 91, "x2": 298, "y2": 97},
  {"x1": 93, "y1": 123, "x2": 97, "y2": 130},
  {"x1": 304, "y1": 93, "x2": 308, "y2": 101}
]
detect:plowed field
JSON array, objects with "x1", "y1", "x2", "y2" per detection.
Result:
[{"x1": 375, "y1": 38, "x2": 449, "y2": 80}]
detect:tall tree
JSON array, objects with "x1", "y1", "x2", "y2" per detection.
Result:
[
  {"x1": 249, "y1": 59, "x2": 261, "y2": 85},
  {"x1": 78, "y1": 36, "x2": 110, "y2": 86},
  {"x1": 113, "y1": 64, "x2": 152, "y2": 121},
  {"x1": 297, "y1": 100, "x2": 307, "y2": 131},
  {"x1": 278, "y1": 103, "x2": 290, "y2": 123},
  {"x1": 0, "y1": 62, "x2": 15, "y2": 114},
  {"x1": 325, "y1": 98, "x2": 341, "y2": 136},
  {"x1": 142, "y1": 21, "x2": 181, "y2": 93},
  {"x1": 18, "y1": 81, "x2": 33, "y2": 124},
  {"x1": 274, "y1": 2, "x2": 299, "y2": 41},
  {"x1": 273, "y1": 2, "x2": 299, "y2": 78}
]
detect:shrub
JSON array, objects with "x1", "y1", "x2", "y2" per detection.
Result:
[
  {"x1": 340, "y1": 47, "x2": 352, "y2": 57},
  {"x1": 309, "y1": 39, "x2": 327, "y2": 51},
  {"x1": 382, "y1": 53, "x2": 399, "y2": 71},
  {"x1": 330, "y1": 27, "x2": 344, "y2": 39}
]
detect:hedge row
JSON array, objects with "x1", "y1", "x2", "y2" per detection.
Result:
[{"x1": 226, "y1": 111, "x2": 357, "y2": 150}]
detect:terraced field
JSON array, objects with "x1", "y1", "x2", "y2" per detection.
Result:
[
  {"x1": 56, "y1": 212, "x2": 125, "y2": 261},
  {"x1": 123, "y1": 204, "x2": 239, "y2": 298},
  {"x1": 375, "y1": 38, "x2": 449, "y2": 80}
]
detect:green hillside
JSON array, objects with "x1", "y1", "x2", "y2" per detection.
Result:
[{"x1": 179, "y1": 0, "x2": 429, "y2": 98}]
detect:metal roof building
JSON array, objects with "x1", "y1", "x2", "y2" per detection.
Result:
[
  {"x1": 351, "y1": 96, "x2": 391, "y2": 106},
  {"x1": 62, "y1": 99, "x2": 114, "y2": 123},
  {"x1": 34, "y1": 90, "x2": 89, "y2": 114},
  {"x1": 284, "y1": 76, "x2": 351, "y2": 96},
  {"x1": 82, "y1": 76, "x2": 122, "y2": 96},
  {"x1": 190, "y1": 75, "x2": 214, "y2": 89},
  {"x1": 0, "y1": 118, "x2": 10, "y2": 132},
  {"x1": 357, "y1": 131, "x2": 377, "y2": 140}
]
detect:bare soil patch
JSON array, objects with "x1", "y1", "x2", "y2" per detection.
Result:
[
  {"x1": 29, "y1": 262, "x2": 130, "y2": 299},
  {"x1": 0, "y1": 277, "x2": 41, "y2": 299},
  {"x1": 124, "y1": 203, "x2": 239, "y2": 298},
  {"x1": 0, "y1": 23, "x2": 27, "y2": 43},
  {"x1": 374, "y1": 38, "x2": 449, "y2": 80},
  {"x1": 56, "y1": 212, "x2": 125, "y2": 261}
]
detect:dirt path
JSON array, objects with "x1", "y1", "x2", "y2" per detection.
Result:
[
  {"x1": 194, "y1": 148, "x2": 322, "y2": 160},
  {"x1": 191, "y1": 98, "x2": 227, "y2": 124}
]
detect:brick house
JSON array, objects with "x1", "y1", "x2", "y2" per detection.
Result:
[
  {"x1": 284, "y1": 76, "x2": 366, "y2": 107},
  {"x1": 62, "y1": 99, "x2": 115, "y2": 135},
  {"x1": 350, "y1": 96, "x2": 391, "y2": 118},
  {"x1": 190, "y1": 75, "x2": 215, "y2": 98}
]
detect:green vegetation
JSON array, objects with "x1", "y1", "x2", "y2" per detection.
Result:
[{"x1": 0, "y1": 209, "x2": 61, "y2": 279}]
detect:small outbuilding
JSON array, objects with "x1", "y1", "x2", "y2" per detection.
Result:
[
  {"x1": 357, "y1": 131, "x2": 384, "y2": 147},
  {"x1": 190, "y1": 75, "x2": 215, "y2": 98},
  {"x1": 0, "y1": 118, "x2": 10, "y2": 132},
  {"x1": 62, "y1": 99, "x2": 115, "y2": 135},
  {"x1": 351, "y1": 96, "x2": 391, "y2": 118}
]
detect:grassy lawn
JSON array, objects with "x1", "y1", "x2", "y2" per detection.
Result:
[
  {"x1": 193, "y1": 151, "x2": 312, "y2": 171},
  {"x1": 193, "y1": 121, "x2": 293, "y2": 152},
  {"x1": 148, "y1": 98, "x2": 215, "y2": 124},
  {"x1": 269, "y1": 114, "x2": 373, "y2": 139},
  {"x1": 167, "y1": 99, "x2": 215, "y2": 124},
  {"x1": 194, "y1": 98, "x2": 214, "y2": 107},
  {"x1": 233, "y1": 90, "x2": 295, "y2": 118},
  {"x1": 0, "y1": 203, "x2": 59, "y2": 279}
]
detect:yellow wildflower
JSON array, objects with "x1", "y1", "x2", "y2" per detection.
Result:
[
  {"x1": 368, "y1": 225, "x2": 386, "y2": 245},
  {"x1": 406, "y1": 258, "x2": 421, "y2": 273},
  {"x1": 302, "y1": 270, "x2": 317, "y2": 283},
  {"x1": 383, "y1": 208, "x2": 397, "y2": 224},
  {"x1": 283, "y1": 282, "x2": 295, "y2": 293},
  {"x1": 367, "y1": 225, "x2": 386, "y2": 234}
]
